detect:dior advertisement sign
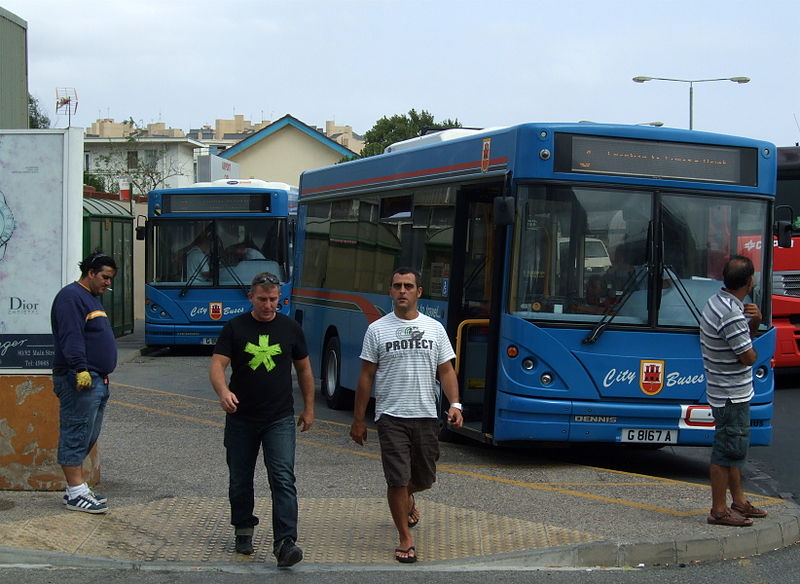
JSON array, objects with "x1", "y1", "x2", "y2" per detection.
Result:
[{"x1": 0, "y1": 129, "x2": 83, "y2": 372}]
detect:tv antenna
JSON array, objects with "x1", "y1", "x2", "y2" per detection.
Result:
[{"x1": 55, "y1": 88, "x2": 78, "y2": 126}]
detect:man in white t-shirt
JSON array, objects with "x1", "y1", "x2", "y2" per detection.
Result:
[{"x1": 350, "y1": 267, "x2": 462, "y2": 564}]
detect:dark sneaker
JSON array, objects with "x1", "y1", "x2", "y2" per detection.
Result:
[
  {"x1": 235, "y1": 534, "x2": 254, "y2": 555},
  {"x1": 275, "y1": 540, "x2": 303, "y2": 568},
  {"x1": 63, "y1": 491, "x2": 107, "y2": 505},
  {"x1": 65, "y1": 493, "x2": 108, "y2": 514}
]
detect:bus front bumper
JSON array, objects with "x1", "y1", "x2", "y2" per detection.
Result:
[
  {"x1": 492, "y1": 391, "x2": 772, "y2": 446},
  {"x1": 144, "y1": 323, "x2": 223, "y2": 347}
]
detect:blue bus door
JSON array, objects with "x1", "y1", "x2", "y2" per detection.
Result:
[{"x1": 447, "y1": 185, "x2": 501, "y2": 440}]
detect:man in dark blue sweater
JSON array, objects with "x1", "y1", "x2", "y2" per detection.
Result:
[{"x1": 50, "y1": 252, "x2": 117, "y2": 514}]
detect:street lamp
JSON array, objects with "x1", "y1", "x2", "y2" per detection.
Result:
[{"x1": 632, "y1": 76, "x2": 750, "y2": 130}]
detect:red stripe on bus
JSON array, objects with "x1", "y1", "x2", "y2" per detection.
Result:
[
  {"x1": 303, "y1": 157, "x2": 508, "y2": 195},
  {"x1": 293, "y1": 288, "x2": 383, "y2": 324}
]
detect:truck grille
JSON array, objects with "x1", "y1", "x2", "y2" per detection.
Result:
[{"x1": 774, "y1": 271, "x2": 800, "y2": 297}]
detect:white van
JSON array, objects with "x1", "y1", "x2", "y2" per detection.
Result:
[{"x1": 558, "y1": 237, "x2": 612, "y2": 273}]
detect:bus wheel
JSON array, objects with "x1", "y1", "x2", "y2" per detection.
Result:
[{"x1": 321, "y1": 337, "x2": 352, "y2": 410}]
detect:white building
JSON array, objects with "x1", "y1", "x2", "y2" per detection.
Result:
[{"x1": 84, "y1": 136, "x2": 206, "y2": 195}]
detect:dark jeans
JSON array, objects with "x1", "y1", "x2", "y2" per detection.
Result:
[{"x1": 224, "y1": 413, "x2": 297, "y2": 551}]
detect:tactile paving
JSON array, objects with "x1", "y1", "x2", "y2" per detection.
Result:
[{"x1": 0, "y1": 496, "x2": 600, "y2": 563}]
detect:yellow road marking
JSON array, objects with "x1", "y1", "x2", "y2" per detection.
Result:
[
  {"x1": 110, "y1": 400, "x2": 224, "y2": 427},
  {"x1": 112, "y1": 382, "x2": 218, "y2": 403},
  {"x1": 298, "y1": 438, "x2": 382, "y2": 461}
]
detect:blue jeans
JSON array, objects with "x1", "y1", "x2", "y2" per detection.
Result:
[
  {"x1": 52, "y1": 373, "x2": 110, "y2": 467},
  {"x1": 224, "y1": 413, "x2": 298, "y2": 552}
]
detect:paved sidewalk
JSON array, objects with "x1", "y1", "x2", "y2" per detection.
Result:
[{"x1": 0, "y1": 323, "x2": 798, "y2": 571}]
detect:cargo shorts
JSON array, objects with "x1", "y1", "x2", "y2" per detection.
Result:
[
  {"x1": 710, "y1": 399, "x2": 751, "y2": 468},
  {"x1": 376, "y1": 415, "x2": 440, "y2": 489}
]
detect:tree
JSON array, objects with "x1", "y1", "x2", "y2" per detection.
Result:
[
  {"x1": 28, "y1": 94, "x2": 50, "y2": 129},
  {"x1": 360, "y1": 109, "x2": 461, "y2": 157},
  {"x1": 91, "y1": 119, "x2": 189, "y2": 196},
  {"x1": 83, "y1": 172, "x2": 108, "y2": 193}
]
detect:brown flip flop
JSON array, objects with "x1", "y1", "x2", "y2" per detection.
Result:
[
  {"x1": 707, "y1": 508, "x2": 753, "y2": 527},
  {"x1": 731, "y1": 500, "x2": 768, "y2": 518}
]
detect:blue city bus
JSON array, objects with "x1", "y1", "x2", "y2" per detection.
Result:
[
  {"x1": 141, "y1": 179, "x2": 297, "y2": 347},
  {"x1": 292, "y1": 123, "x2": 779, "y2": 446}
]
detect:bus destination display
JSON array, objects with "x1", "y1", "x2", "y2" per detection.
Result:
[
  {"x1": 555, "y1": 134, "x2": 757, "y2": 186},
  {"x1": 163, "y1": 193, "x2": 272, "y2": 213}
]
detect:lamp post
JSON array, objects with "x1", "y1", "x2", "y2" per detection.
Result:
[{"x1": 632, "y1": 76, "x2": 750, "y2": 130}]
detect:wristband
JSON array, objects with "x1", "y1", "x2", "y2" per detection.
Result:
[{"x1": 449, "y1": 402, "x2": 463, "y2": 411}]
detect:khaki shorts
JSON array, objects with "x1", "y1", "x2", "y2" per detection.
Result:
[
  {"x1": 710, "y1": 400, "x2": 750, "y2": 468},
  {"x1": 376, "y1": 415, "x2": 440, "y2": 489}
]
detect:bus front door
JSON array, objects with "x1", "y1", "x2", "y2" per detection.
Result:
[{"x1": 448, "y1": 186, "x2": 499, "y2": 440}]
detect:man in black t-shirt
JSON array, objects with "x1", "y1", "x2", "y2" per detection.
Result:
[{"x1": 210, "y1": 273, "x2": 315, "y2": 568}]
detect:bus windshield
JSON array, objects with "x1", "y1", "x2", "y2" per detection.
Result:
[
  {"x1": 149, "y1": 217, "x2": 290, "y2": 287},
  {"x1": 510, "y1": 184, "x2": 769, "y2": 327}
]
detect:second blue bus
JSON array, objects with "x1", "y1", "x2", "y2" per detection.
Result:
[{"x1": 141, "y1": 178, "x2": 297, "y2": 347}]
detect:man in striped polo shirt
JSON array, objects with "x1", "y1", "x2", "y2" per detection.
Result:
[
  {"x1": 699, "y1": 255, "x2": 768, "y2": 527},
  {"x1": 350, "y1": 267, "x2": 463, "y2": 563}
]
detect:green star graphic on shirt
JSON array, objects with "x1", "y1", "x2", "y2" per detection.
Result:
[{"x1": 244, "y1": 334, "x2": 282, "y2": 371}]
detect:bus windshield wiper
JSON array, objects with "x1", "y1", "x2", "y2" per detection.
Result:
[
  {"x1": 662, "y1": 265, "x2": 703, "y2": 325},
  {"x1": 583, "y1": 265, "x2": 648, "y2": 344},
  {"x1": 178, "y1": 256, "x2": 209, "y2": 298},
  {"x1": 219, "y1": 255, "x2": 249, "y2": 295}
]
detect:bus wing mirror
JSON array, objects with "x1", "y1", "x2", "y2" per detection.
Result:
[
  {"x1": 775, "y1": 220, "x2": 793, "y2": 248},
  {"x1": 775, "y1": 204, "x2": 794, "y2": 223},
  {"x1": 135, "y1": 216, "x2": 147, "y2": 241},
  {"x1": 494, "y1": 196, "x2": 515, "y2": 226}
]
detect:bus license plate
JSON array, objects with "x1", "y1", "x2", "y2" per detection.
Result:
[
  {"x1": 621, "y1": 428, "x2": 676, "y2": 444},
  {"x1": 201, "y1": 337, "x2": 218, "y2": 345}
]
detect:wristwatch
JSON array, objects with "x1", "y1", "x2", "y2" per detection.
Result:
[{"x1": 0, "y1": 189, "x2": 15, "y2": 261}]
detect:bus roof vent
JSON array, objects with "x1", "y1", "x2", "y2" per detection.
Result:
[
  {"x1": 384, "y1": 128, "x2": 485, "y2": 153},
  {"x1": 202, "y1": 178, "x2": 298, "y2": 190}
]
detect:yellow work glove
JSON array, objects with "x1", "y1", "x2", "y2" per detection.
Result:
[{"x1": 76, "y1": 370, "x2": 92, "y2": 388}]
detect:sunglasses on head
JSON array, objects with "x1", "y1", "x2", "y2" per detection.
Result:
[
  {"x1": 252, "y1": 274, "x2": 280, "y2": 286},
  {"x1": 88, "y1": 253, "x2": 112, "y2": 268}
]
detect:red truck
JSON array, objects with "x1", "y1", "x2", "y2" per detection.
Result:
[{"x1": 773, "y1": 146, "x2": 800, "y2": 368}]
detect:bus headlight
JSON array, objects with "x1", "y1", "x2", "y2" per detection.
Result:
[
  {"x1": 540, "y1": 372, "x2": 554, "y2": 385},
  {"x1": 755, "y1": 366, "x2": 768, "y2": 380},
  {"x1": 521, "y1": 358, "x2": 535, "y2": 371}
]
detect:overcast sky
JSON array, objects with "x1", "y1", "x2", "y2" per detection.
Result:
[{"x1": 5, "y1": 0, "x2": 799, "y2": 146}]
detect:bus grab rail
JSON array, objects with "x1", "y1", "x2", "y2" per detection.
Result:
[{"x1": 455, "y1": 318, "x2": 490, "y2": 375}]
